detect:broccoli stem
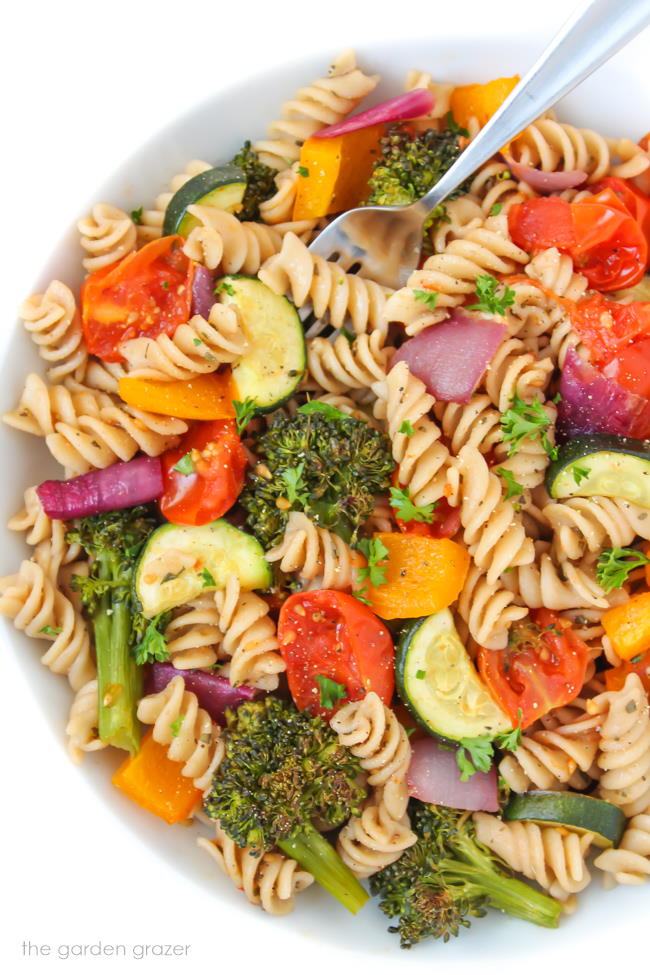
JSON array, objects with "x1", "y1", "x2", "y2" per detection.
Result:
[
  {"x1": 278, "y1": 825, "x2": 369, "y2": 914},
  {"x1": 94, "y1": 554, "x2": 141, "y2": 755}
]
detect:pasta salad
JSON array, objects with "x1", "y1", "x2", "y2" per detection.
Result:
[{"x1": 4, "y1": 47, "x2": 650, "y2": 948}]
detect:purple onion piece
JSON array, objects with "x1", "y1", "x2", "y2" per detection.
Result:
[
  {"x1": 313, "y1": 89, "x2": 435, "y2": 138},
  {"x1": 408, "y1": 737, "x2": 499, "y2": 812},
  {"x1": 191, "y1": 264, "x2": 216, "y2": 319},
  {"x1": 36, "y1": 456, "x2": 163, "y2": 520},
  {"x1": 147, "y1": 662, "x2": 261, "y2": 725}
]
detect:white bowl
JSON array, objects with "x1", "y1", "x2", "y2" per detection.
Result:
[{"x1": 3, "y1": 25, "x2": 649, "y2": 972}]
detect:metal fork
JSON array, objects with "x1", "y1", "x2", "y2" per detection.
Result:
[{"x1": 308, "y1": 0, "x2": 650, "y2": 289}]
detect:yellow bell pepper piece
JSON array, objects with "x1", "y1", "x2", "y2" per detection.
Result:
[
  {"x1": 602, "y1": 591, "x2": 650, "y2": 661},
  {"x1": 293, "y1": 124, "x2": 384, "y2": 221},
  {"x1": 118, "y1": 370, "x2": 237, "y2": 420},
  {"x1": 450, "y1": 76, "x2": 519, "y2": 131},
  {"x1": 112, "y1": 732, "x2": 202, "y2": 825}
]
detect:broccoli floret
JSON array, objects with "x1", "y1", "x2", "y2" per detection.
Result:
[
  {"x1": 67, "y1": 506, "x2": 159, "y2": 754},
  {"x1": 366, "y1": 122, "x2": 469, "y2": 209},
  {"x1": 370, "y1": 802, "x2": 562, "y2": 948},
  {"x1": 203, "y1": 696, "x2": 369, "y2": 913},
  {"x1": 239, "y1": 405, "x2": 394, "y2": 548},
  {"x1": 230, "y1": 141, "x2": 277, "y2": 221}
]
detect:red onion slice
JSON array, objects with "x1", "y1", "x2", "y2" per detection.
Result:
[
  {"x1": 191, "y1": 264, "x2": 216, "y2": 319},
  {"x1": 147, "y1": 662, "x2": 260, "y2": 724},
  {"x1": 557, "y1": 346, "x2": 650, "y2": 441},
  {"x1": 313, "y1": 89, "x2": 435, "y2": 139},
  {"x1": 392, "y1": 308, "x2": 506, "y2": 403},
  {"x1": 408, "y1": 737, "x2": 499, "y2": 812},
  {"x1": 37, "y1": 456, "x2": 163, "y2": 520},
  {"x1": 507, "y1": 159, "x2": 588, "y2": 194}
]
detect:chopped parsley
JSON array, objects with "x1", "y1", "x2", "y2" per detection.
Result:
[
  {"x1": 415, "y1": 669, "x2": 426, "y2": 680},
  {"x1": 297, "y1": 400, "x2": 346, "y2": 421},
  {"x1": 355, "y1": 537, "x2": 390, "y2": 603},
  {"x1": 233, "y1": 396, "x2": 257, "y2": 435},
  {"x1": 200, "y1": 568, "x2": 217, "y2": 588},
  {"x1": 39, "y1": 625, "x2": 62, "y2": 636},
  {"x1": 456, "y1": 712, "x2": 523, "y2": 781},
  {"x1": 389, "y1": 485, "x2": 437, "y2": 523},
  {"x1": 130, "y1": 206, "x2": 143, "y2": 225},
  {"x1": 172, "y1": 452, "x2": 195, "y2": 476},
  {"x1": 489, "y1": 202, "x2": 503, "y2": 216},
  {"x1": 280, "y1": 462, "x2": 309, "y2": 505},
  {"x1": 572, "y1": 464, "x2": 591, "y2": 486},
  {"x1": 314, "y1": 674, "x2": 347, "y2": 710},
  {"x1": 133, "y1": 612, "x2": 170, "y2": 666},
  {"x1": 297, "y1": 165, "x2": 310, "y2": 178},
  {"x1": 413, "y1": 289, "x2": 439, "y2": 310},
  {"x1": 162, "y1": 280, "x2": 170, "y2": 290},
  {"x1": 467, "y1": 273, "x2": 516, "y2": 316},
  {"x1": 170, "y1": 715, "x2": 185, "y2": 738},
  {"x1": 596, "y1": 546, "x2": 650, "y2": 593},
  {"x1": 399, "y1": 420, "x2": 415, "y2": 436},
  {"x1": 495, "y1": 467, "x2": 523, "y2": 501},
  {"x1": 340, "y1": 326, "x2": 355, "y2": 344},
  {"x1": 214, "y1": 280, "x2": 236, "y2": 297},
  {"x1": 500, "y1": 392, "x2": 557, "y2": 459}
]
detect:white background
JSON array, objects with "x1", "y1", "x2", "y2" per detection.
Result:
[{"x1": 1, "y1": 2, "x2": 645, "y2": 973}]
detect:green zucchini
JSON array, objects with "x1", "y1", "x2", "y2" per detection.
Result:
[
  {"x1": 134, "y1": 518, "x2": 271, "y2": 617},
  {"x1": 504, "y1": 791, "x2": 625, "y2": 848},
  {"x1": 218, "y1": 275, "x2": 306, "y2": 413},
  {"x1": 546, "y1": 434, "x2": 650, "y2": 507},
  {"x1": 396, "y1": 609, "x2": 511, "y2": 742},
  {"x1": 163, "y1": 165, "x2": 247, "y2": 237}
]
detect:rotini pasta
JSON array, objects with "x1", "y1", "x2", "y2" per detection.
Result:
[
  {"x1": 266, "y1": 511, "x2": 358, "y2": 590},
  {"x1": 19, "y1": 281, "x2": 88, "y2": 384},
  {"x1": 164, "y1": 594, "x2": 222, "y2": 670},
  {"x1": 214, "y1": 578, "x2": 285, "y2": 690},
  {"x1": 307, "y1": 331, "x2": 391, "y2": 394},
  {"x1": 544, "y1": 496, "x2": 650, "y2": 562},
  {"x1": 77, "y1": 203, "x2": 138, "y2": 272},
  {"x1": 66, "y1": 679, "x2": 106, "y2": 764},
  {"x1": 182, "y1": 206, "x2": 283, "y2": 273},
  {"x1": 594, "y1": 813, "x2": 650, "y2": 885}
]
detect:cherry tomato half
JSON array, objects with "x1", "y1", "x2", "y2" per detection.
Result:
[
  {"x1": 570, "y1": 293, "x2": 650, "y2": 368},
  {"x1": 477, "y1": 609, "x2": 590, "y2": 729},
  {"x1": 508, "y1": 196, "x2": 576, "y2": 252},
  {"x1": 278, "y1": 590, "x2": 395, "y2": 718},
  {"x1": 603, "y1": 336, "x2": 650, "y2": 399},
  {"x1": 81, "y1": 235, "x2": 194, "y2": 361},
  {"x1": 592, "y1": 176, "x2": 650, "y2": 250},
  {"x1": 160, "y1": 419, "x2": 247, "y2": 526}
]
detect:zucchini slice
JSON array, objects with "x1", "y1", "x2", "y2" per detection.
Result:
[
  {"x1": 134, "y1": 518, "x2": 271, "y2": 617},
  {"x1": 504, "y1": 791, "x2": 626, "y2": 848},
  {"x1": 396, "y1": 609, "x2": 511, "y2": 742},
  {"x1": 546, "y1": 434, "x2": 650, "y2": 507},
  {"x1": 219, "y1": 275, "x2": 306, "y2": 413},
  {"x1": 163, "y1": 165, "x2": 247, "y2": 237}
]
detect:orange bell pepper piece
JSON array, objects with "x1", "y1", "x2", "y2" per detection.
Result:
[
  {"x1": 118, "y1": 370, "x2": 237, "y2": 420},
  {"x1": 605, "y1": 650, "x2": 650, "y2": 695},
  {"x1": 293, "y1": 124, "x2": 384, "y2": 221},
  {"x1": 450, "y1": 76, "x2": 519, "y2": 131},
  {"x1": 362, "y1": 533, "x2": 469, "y2": 620},
  {"x1": 602, "y1": 591, "x2": 650, "y2": 661},
  {"x1": 112, "y1": 731, "x2": 202, "y2": 825}
]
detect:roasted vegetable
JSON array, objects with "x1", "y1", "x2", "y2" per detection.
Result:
[{"x1": 230, "y1": 141, "x2": 277, "y2": 221}]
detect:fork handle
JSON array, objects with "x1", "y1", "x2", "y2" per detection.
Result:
[{"x1": 411, "y1": 0, "x2": 650, "y2": 221}]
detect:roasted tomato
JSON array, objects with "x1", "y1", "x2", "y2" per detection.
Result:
[
  {"x1": 278, "y1": 590, "x2": 395, "y2": 718},
  {"x1": 508, "y1": 196, "x2": 576, "y2": 252},
  {"x1": 477, "y1": 609, "x2": 590, "y2": 729},
  {"x1": 160, "y1": 419, "x2": 247, "y2": 526},
  {"x1": 570, "y1": 293, "x2": 650, "y2": 368},
  {"x1": 591, "y1": 176, "x2": 650, "y2": 249},
  {"x1": 603, "y1": 336, "x2": 650, "y2": 399},
  {"x1": 81, "y1": 235, "x2": 194, "y2": 360}
]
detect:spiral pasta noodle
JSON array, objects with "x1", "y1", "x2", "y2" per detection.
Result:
[
  {"x1": 403, "y1": 69, "x2": 454, "y2": 121},
  {"x1": 307, "y1": 331, "x2": 391, "y2": 394},
  {"x1": 265, "y1": 512, "x2": 358, "y2": 591},
  {"x1": 544, "y1": 496, "x2": 650, "y2": 562},
  {"x1": 136, "y1": 159, "x2": 212, "y2": 243},
  {"x1": 19, "y1": 281, "x2": 88, "y2": 384},
  {"x1": 4, "y1": 374, "x2": 187, "y2": 475},
  {"x1": 504, "y1": 548, "x2": 609, "y2": 610},
  {"x1": 510, "y1": 118, "x2": 650, "y2": 181},
  {"x1": 0, "y1": 558, "x2": 94, "y2": 690},
  {"x1": 119, "y1": 305, "x2": 248, "y2": 381},
  {"x1": 66, "y1": 679, "x2": 106, "y2": 764},
  {"x1": 594, "y1": 814, "x2": 650, "y2": 885},
  {"x1": 330, "y1": 692, "x2": 416, "y2": 877},
  {"x1": 372, "y1": 361, "x2": 452, "y2": 507},
  {"x1": 83, "y1": 359, "x2": 129, "y2": 395},
  {"x1": 468, "y1": 160, "x2": 536, "y2": 215},
  {"x1": 165, "y1": 594, "x2": 222, "y2": 670},
  {"x1": 252, "y1": 49, "x2": 379, "y2": 170},
  {"x1": 182, "y1": 206, "x2": 284, "y2": 273},
  {"x1": 430, "y1": 195, "x2": 485, "y2": 252},
  {"x1": 137, "y1": 674, "x2": 224, "y2": 792},
  {"x1": 214, "y1": 578, "x2": 285, "y2": 690},
  {"x1": 484, "y1": 337, "x2": 554, "y2": 412},
  {"x1": 77, "y1": 203, "x2": 138, "y2": 273},
  {"x1": 198, "y1": 823, "x2": 314, "y2": 915},
  {"x1": 587, "y1": 673, "x2": 650, "y2": 816},
  {"x1": 260, "y1": 232, "x2": 391, "y2": 338},
  {"x1": 457, "y1": 562, "x2": 528, "y2": 651},
  {"x1": 384, "y1": 213, "x2": 529, "y2": 335},
  {"x1": 9, "y1": 486, "x2": 81, "y2": 571},
  {"x1": 473, "y1": 813, "x2": 594, "y2": 906}
]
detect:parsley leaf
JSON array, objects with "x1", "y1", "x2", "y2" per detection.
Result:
[
  {"x1": 413, "y1": 289, "x2": 439, "y2": 310},
  {"x1": 280, "y1": 462, "x2": 309, "y2": 505},
  {"x1": 214, "y1": 279, "x2": 236, "y2": 297},
  {"x1": 232, "y1": 396, "x2": 257, "y2": 435},
  {"x1": 444, "y1": 111, "x2": 470, "y2": 138},
  {"x1": 495, "y1": 709, "x2": 523, "y2": 752},
  {"x1": 496, "y1": 467, "x2": 523, "y2": 500},
  {"x1": 456, "y1": 736, "x2": 494, "y2": 782},
  {"x1": 572, "y1": 464, "x2": 591, "y2": 486},
  {"x1": 340, "y1": 326, "x2": 355, "y2": 344},
  {"x1": 39, "y1": 625, "x2": 62, "y2": 636},
  {"x1": 489, "y1": 202, "x2": 503, "y2": 216},
  {"x1": 133, "y1": 612, "x2": 170, "y2": 666},
  {"x1": 297, "y1": 165, "x2": 310, "y2": 178},
  {"x1": 172, "y1": 451, "x2": 195, "y2": 476},
  {"x1": 389, "y1": 485, "x2": 437, "y2": 523},
  {"x1": 500, "y1": 392, "x2": 557, "y2": 459},
  {"x1": 399, "y1": 420, "x2": 415, "y2": 436},
  {"x1": 170, "y1": 715, "x2": 185, "y2": 738},
  {"x1": 467, "y1": 273, "x2": 516, "y2": 316},
  {"x1": 356, "y1": 537, "x2": 390, "y2": 590},
  {"x1": 200, "y1": 568, "x2": 216, "y2": 588},
  {"x1": 315, "y1": 674, "x2": 347, "y2": 709},
  {"x1": 596, "y1": 546, "x2": 650, "y2": 593},
  {"x1": 130, "y1": 206, "x2": 143, "y2": 225},
  {"x1": 297, "y1": 400, "x2": 346, "y2": 421}
]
